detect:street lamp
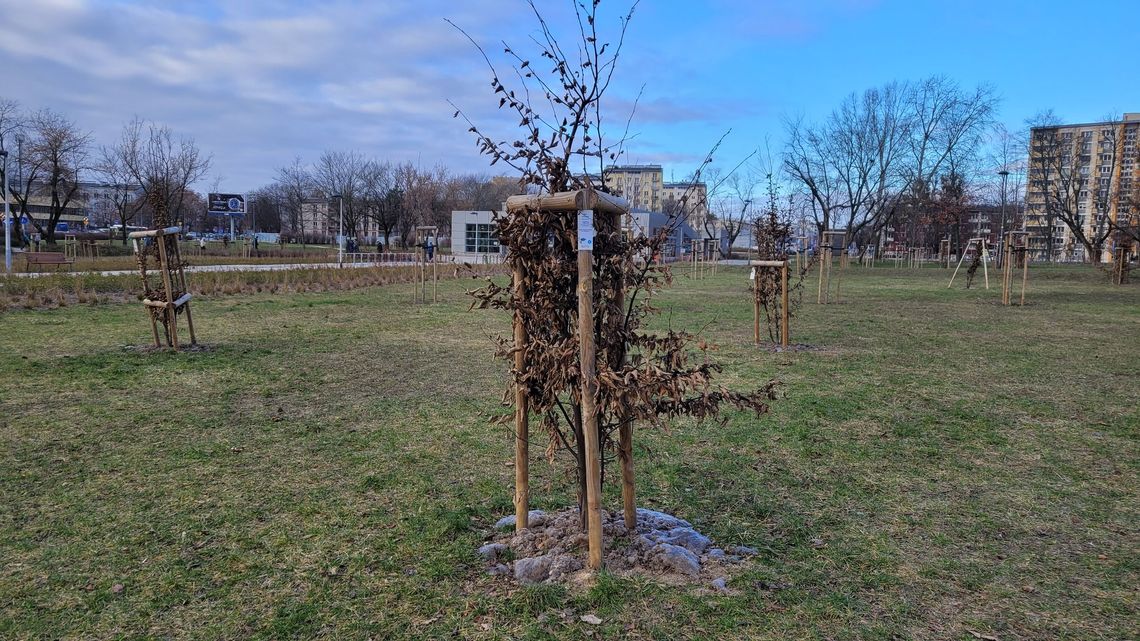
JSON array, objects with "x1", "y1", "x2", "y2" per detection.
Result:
[
  {"x1": 1, "y1": 149, "x2": 9, "y2": 274},
  {"x1": 332, "y1": 194, "x2": 344, "y2": 265},
  {"x1": 998, "y1": 169, "x2": 1010, "y2": 267},
  {"x1": 741, "y1": 198, "x2": 752, "y2": 258}
]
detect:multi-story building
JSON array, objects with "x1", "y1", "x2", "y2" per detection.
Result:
[
  {"x1": 297, "y1": 198, "x2": 333, "y2": 238},
  {"x1": 603, "y1": 165, "x2": 663, "y2": 212},
  {"x1": 295, "y1": 197, "x2": 391, "y2": 243},
  {"x1": 1026, "y1": 112, "x2": 1139, "y2": 262},
  {"x1": 662, "y1": 181, "x2": 709, "y2": 223}
]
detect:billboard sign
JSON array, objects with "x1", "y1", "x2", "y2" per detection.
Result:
[{"x1": 208, "y1": 193, "x2": 246, "y2": 216}]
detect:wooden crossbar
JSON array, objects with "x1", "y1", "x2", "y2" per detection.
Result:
[
  {"x1": 142, "y1": 293, "x2": 193, "y2": 309},
  {"x1": 128, "y1": 226, "x2": 181, "y2": 239}
]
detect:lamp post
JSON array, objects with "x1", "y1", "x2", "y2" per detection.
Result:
[
  {"x1": 1, "y1": 149, "x2": 9, "y2": 274},
  {"x1": 741, "y1": 198, "x2": 752, "y2": 259},
  {"x1": 332, "y1": 194, "x2": 344, "y2": 265},
  {"x1": 997, "y1": 170, "x2": 1009, "y2": 268}
]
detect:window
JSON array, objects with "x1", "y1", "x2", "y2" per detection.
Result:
[{"x1": 465, "y1": 223, "x2": 500, "y2": 253}]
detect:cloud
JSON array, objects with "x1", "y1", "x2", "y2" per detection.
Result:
[
  {"x1": 0, "y1": 0, "x2": 753, "y2": 189},
  {"x1": 0, "y1": 0, "x2": 525, "y2": 185}
]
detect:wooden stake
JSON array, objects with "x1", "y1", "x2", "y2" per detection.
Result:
[
  {"x1": 513, "y1": 266, "x2": 529, "y2": 532},
  {"x1": 817, "y1": 247, "x2": 825, "y2": 304},
  {"x1": 577, "y1": 216, "x2": 604, "y2": 571},
  {"x1": 173, "y1": 241, "x2": 197, "y2": 345},
  {"x1": 947, "y1": 239, "x2": 972, "y2": 288},
  {"x1": 981, "y1": 240, "x2": 990, "y2": 290},
  {"x1": 781, "y1": 261, "x2": 790, "y2": 347},
  {"x1": 1020, "y1": 250, "x2": 1028, "y2": 306},
  {"x1": 156, "y1": 235, "x2": 178, "y2": 350},
  {"x1": 835, "y1": 250, "x2": 844, "y2": 303},
  {"x1": 754, "y1": 287, "x2": 761, "y2": 345}
]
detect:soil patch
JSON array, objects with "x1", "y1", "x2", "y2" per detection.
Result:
[{"x1": 479, "y1": 507, "x2": 757, "y2": 593}]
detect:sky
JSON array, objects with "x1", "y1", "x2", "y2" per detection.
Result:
[{"x1": 2, "y1": 0, "x2": 1138, "y2": 191}]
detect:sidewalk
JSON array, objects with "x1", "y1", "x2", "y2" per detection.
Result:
[{"x1": 7, "y1": 260, "x2": 422, "y2": 278}]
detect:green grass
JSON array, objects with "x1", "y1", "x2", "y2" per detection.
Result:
[{"x1": 1, "y1": 264, "x2": 1136, "y2": 640}]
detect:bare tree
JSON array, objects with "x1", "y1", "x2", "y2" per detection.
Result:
[
  {"x1": 708, "y1": 169, "x2": 756, "y2": 254},
  {"x1": 275, "y1": 157, "x2": 312, "y2": 237},
  {"x1": 453, "y1": 174, "x2": 520, "y2": 211},
  {"x1": 96, "y1": 145, "x2": 145, "y2": 244},
  {"x1": 110, "y1": 118, "x2": 210, "y2": 233},
  {"x1": 784, "y1": 77, "x2": 997, "y2": 254},
  {"x1": 311, "y1": 150, "x2": 367, "y2": 241},
  {"x1": 988, "y1": 123, "x2": 1027, "y2": 239},
  {"x1": 25, "y1": 110, "x2": 92, "y2": 245},
  {"x1": 393, "y1": 162, "x2": 436, "y2": 246},
  {"x1": 0, "y1": 98, "x2": 24, "y2": 243},
  {"x1": 360, "y1": 160, "x2": 398, "y2": 247}
]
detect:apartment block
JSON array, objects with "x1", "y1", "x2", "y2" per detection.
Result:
[
  {"x1": 662, "y1": 181, "x2": 709, "y2": 222},
  {"x1": 603, "y1": 165, "x2": 663, "y2": 212},
  {"x1": 1026, "y1": 112, "x2": 1139, "y2": 262}
]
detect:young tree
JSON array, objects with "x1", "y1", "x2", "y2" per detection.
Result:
[{"x1": 454, "y1": 0, "x2": 778, "y2": 532}]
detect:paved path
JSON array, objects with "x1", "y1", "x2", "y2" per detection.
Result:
[{"x1": 8, "y1": 260, "x2": 426, "y2": 278}]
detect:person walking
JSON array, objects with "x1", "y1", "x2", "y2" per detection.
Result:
[{"x1": 426, "y1": 235, "x2": 436, "y2": 261}]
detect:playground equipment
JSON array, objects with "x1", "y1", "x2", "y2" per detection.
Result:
[{"x1": 947, "y1": 238, "x2": 991, "y2": 289}]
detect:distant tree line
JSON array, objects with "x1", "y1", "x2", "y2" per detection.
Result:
[
  {"x1": 0, "y1": 95, "x2": 518, "y2": 249},
  {"x1": 249, "y1": 153, "x2": 519, "y2": 247}
]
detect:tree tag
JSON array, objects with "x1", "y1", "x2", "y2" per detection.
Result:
[{"x1": 578, "y1": 210, "x2": 595, "y2": 251}]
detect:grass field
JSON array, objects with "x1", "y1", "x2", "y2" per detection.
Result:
[{"x1": 1, "y1": 264, "x2": 1136, "y2": 640}]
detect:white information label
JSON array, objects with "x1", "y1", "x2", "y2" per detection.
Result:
[{"x1": 577, "y1": 210, "x2": 595, "y2": 251}]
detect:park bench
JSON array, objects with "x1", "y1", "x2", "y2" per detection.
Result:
[{"x1": 23, "y1": 252, "x2": 75, "y2": 272}]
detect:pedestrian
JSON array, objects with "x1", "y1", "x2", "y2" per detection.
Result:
[
  {"x1": 253, "y1": 235, "x2": 259, "y2": 256},
  {"x1": 376, "y1": 239, "x2": 383, "y2": 254},
  {"x1": 426, "y1": 235, "x2": 435, "y2": 261}
]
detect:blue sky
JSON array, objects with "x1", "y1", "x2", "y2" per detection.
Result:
[{"x1": 1, "y1": 0, "x2": 1137, "y2": 190}]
